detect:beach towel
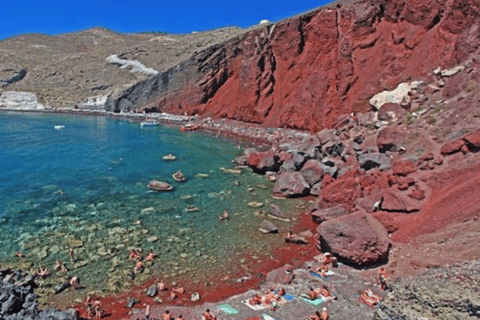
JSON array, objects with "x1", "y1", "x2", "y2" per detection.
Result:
[
  {"x1": 261, "y1": 314, "x2": 279, "y2": 320},
  {"x1": 309, "y1": 270, "x2": 335, "y2": 279},
  {"x1": 282, "y1": 294, "x2": 295, "y2": 302},
  {"x1": 218, "y1": 303, "x2": 239, "y2": 315},
  {"x1": 242, "y1": 300, "x2": 267, "y2": 311},
  {"x1": 299, "y1": 296, "x2": 327, "y2": 306}
]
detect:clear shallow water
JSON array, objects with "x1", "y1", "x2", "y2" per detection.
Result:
[{"x1": 0, "y1": 112, "x2": 302, "y2": 295}]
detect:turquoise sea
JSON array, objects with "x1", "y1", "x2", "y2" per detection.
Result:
[{"x1": 0, "y1": 112, "x2": 303, "y2": 296}]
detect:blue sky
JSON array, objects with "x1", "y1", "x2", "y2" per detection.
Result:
[{"x1": 0, "y1": 0, "x2": 332, "y2": 40}]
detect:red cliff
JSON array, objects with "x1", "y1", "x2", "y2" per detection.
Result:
[{"x1": 112, "y1": 0, "x2": 480, "y2": 132}]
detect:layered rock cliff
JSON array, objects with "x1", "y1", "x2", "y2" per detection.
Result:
[{"x1": 113, "y1": 0, "x2": 480, "y2": 131}]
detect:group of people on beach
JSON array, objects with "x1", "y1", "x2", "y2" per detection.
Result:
[
  {"x1": 137, "y1": 308, "x2": 215, "y2": 320},
  {"x1": 85, "y1": 295, "x2": 104, "y2": 319},
  {"x1": 248, "y1": 286, "x2": 286, "y2": 310}
]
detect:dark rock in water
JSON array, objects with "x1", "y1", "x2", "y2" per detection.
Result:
[
  {"x1": 316, "y1": 210, "x2": 391, "y2": 266},
  {"x1": 268, "y1": 204, "x2": 285, "y2": 218},
  {"x1": 259, "y1": 220, "x2": 278, "y2": 234},
  {"x1": 311, "y1": 205, "x2": 349, "y2": 224},
  {"x1": 54, "y1": 281, "x2": 71, "y2": 294},
  {"x1": 147, "y1": 285, "x2": 157, "y2": 297},
  {"x1": 273, "y1": 172, "x2": 310, "y2": 198},
  {"x1": 265, "y1": 264, "x2": 294, "y2": 285},
  {"x1": 126, "y1": 297, "x2": 140, "y2": 309}
]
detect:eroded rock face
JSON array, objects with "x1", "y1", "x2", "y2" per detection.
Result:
[
  {"x1": 316, "y1": 211, "x2": 390, "y2": 266},
  {"x1": 113, "y1": 0, "x2": 480, "y2": 131}
]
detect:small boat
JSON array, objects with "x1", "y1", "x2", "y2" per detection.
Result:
[
  {"x1": 185, "y1": 205, "x2": 200, "y2": 212},
  {"x1": 141, "y1": 120, "x2": 159, "y2": 127},
  {"x1": 162, "y1": 154, "x2": 177, "y2": 161},
  {"x1": 172, "y1": 170, "x2": 186, "y2": 182},
  {"x1": 148, "y1": 180, "x2": 174, "y2": 191},
  {"x1": 54, "y1": 125, "x2": 65, "y2": 130},
  {"x1": 179, "y1": 123, "x2": 198, "y2": 132}
]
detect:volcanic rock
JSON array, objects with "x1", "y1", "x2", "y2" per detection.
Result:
[
  {"x1": 316, "y1": 211, "x2": 390, "y2": 266},
  {"x1": 311, "y1": 205, "x2": 349, "y2": 224},
  {"x1": 463, "y1": 129, "x2": 480, "y2": 152},
  {"x1": 268, "y1": 204, "x2": 286, "y2": 219},
  {"x1": 147, "y1": 285, "x2": 158, "y2": 297},
  {"x1": 300, "y1": 160, "x2": 324, "y2": 187},
  {"x1": 376, "y1": 127, "x2": 406, "y2": 153},
  {"x1": 392, "y1": 159, "x2": 417, "y2": 176},
  {"x1": 355, "y1": 193, "x2": 383, "y2": 213},
  {"x1": 247, "y1": 150, "x2": 280, "y2": 174},
  {"x1": 265, "y1": 264, "x2": 294, "y2": 285},
  {"x1": 273, "y1": 172, "x2": 310, "y2": 197},
  {"x1": 440, "y1": 139, "x2": 465, "y2": 155},
  {"x1": 377, "y1": 103, "x2": 406, "y2": 121},
  {"x1": 358, "y1": 153, "x2": 391, "y2": 171},
  {"x1": 381, "y1": 189, "x2": 420, "y2": 213}
]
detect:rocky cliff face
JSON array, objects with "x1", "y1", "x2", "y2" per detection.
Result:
[{"x1": 114, "y1": 0, "x2": 480, "y2": 131}]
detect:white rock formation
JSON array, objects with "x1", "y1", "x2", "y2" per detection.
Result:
[
  {"x1": 369, "y1": 81, "x2": 422, "y2": 110},
  {"x1": 0, "y1": 91, "x2": 45, "y2": 110},
  {"x1": 76, "y1": 94, "x2": 113, "y2": 111},
  {"x1": 106, "y1": 54, "x2": 158, "y2": 75}
]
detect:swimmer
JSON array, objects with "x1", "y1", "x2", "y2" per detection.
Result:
[
  {"x1": 70, "y1": 276, "x2": 79, "y2": 290},
  {"x1": 54, "y1": 259, "x2": 61, "y2": 271},
  {"x1": 134, "y1": 261, "x2": 144, "y2": 273},
  {"x1": 61, "y1": 262, "x2": 69, "y2": 274},
  {"x1": 14, "y1": 251, "x2": 25, "y2": 258},
  {"x1": 69, "y1": 247, "x2": 74, "y2": 264},
  {"x1": 145, "y1": 249, "x2": 156, "y2": 262},
  {"x1": 37, "y1": 265, "x2": 50, "y2": 278}
]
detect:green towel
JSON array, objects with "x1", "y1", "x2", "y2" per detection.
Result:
[
  {"x1": 218, "y1": 303, "x2": 239, "y2": 315},
  {"x1": 300, "y1": 297, "x2": 326, "y2": 306}
]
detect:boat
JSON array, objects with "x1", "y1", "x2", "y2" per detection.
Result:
[
  {"x1": 179, "y1": 123, "x2": 198, "y2": 132},
  {"x1": 141, "y1": 120, "x2": 159, "y2": 127},
  {"x1": 54, "y1": 125, "x2": 65, "y2": 130},
  {"x1": 162, "y1": 154, "x2": 177, "y2": 161},
  {"x1": 172, "y1": 170, "x2": 186, "y2": 182},
  {"x1": 185, "y1": 205, "x2": 200, "y2": 212},
  {"x1": 147, "y1": 180, "x2": 174, "y2": 191}
]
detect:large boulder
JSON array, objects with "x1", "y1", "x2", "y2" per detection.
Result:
[
  {"x1": 463, "y1": 129, "x2": 480, "y2": 152},
  {"x1": 273, "y1": 172, "x2": 310, "y2": 197},
  {"x1": 311, "y1": 205, "x2": 349, "y2": 224},
  {"x1": 376, "y1": 127, "x2": 406, "y2": 153},
  {"x1": 358, "y1": 153, "x2": 391, "y2": 171},
  {"x1": 392, "y1": 159, "x2": 417, "y2": 176},
  {"x1": 316, "y1": 211, "x2": 391, "y2": 266},
  {"x1": 265, "y1": 264, "x2": 294, "y2": 285},
  {"x1": 300, "y1": 160, "x2": 324, "y2": 187},
  {"x1": 440, "y1": 139, "x2": 465, "y2": 155},
  {"x1": 247, "y1": 149, "x2": 280, "y2": 174},
  {"x1": 381, "y1": 189, "x2": 420, "y2": 213}
]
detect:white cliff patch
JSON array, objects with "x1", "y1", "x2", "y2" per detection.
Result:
[
  {"x1": 0, "y1": 91, "x2": 46, "y2": 110},
  {"x1": 106, "y1": 54, "x2": 158, "y2": 75}
]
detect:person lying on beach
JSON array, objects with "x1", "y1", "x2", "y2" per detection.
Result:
[
  {"x1": 170, "y1": 291, "x2": 178, "y2": 300},
  {"x1": 173, "y1": 286, "x2": 185, "y2": 294},
  {"x1": 37, "y1": 266, "x2": 50, "y2": 278},
  {"x1": 248, "y1": 294, "x2": 262, "y2": 305},
  {"x1": 359, "y1": 289, "x2": 382, "y2": 307},
  {"x1": 309, "y1": 310, "x2": 322, "y2": 320},
  {"x1": 276, "y1": 287, "x2": 286, "y2": 297},
  {"x1": 321, "y1": 307, "x2": 329, "y2": 320},
  {"x1": 331, "y1": 256, "x2": 338, "y2": 268},
  {"x1": 307, "y1": 288, "x2": 319, "y2": 300}
]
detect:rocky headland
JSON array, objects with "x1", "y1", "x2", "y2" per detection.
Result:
[{"x1": 2, "y1": 0, "x2": 480, "y2": 319}]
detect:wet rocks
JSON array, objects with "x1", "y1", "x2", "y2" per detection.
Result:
[
  {"x1": 316, "y1": 211, "x2": 391, "y2": 266},
  {"x1": 258, "y1": 220, "x2": 278, "y2": 234},
  {"x1": 272, "y1": 172, "x2": 310, "y2": 198}
]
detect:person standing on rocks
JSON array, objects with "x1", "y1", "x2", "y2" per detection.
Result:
[
  {"x1": 144, "y1": 304, "x2": 150, "y2": 320},
  {"x1": 377, "y1": 267, "x2": 389, "y2": 290}
]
